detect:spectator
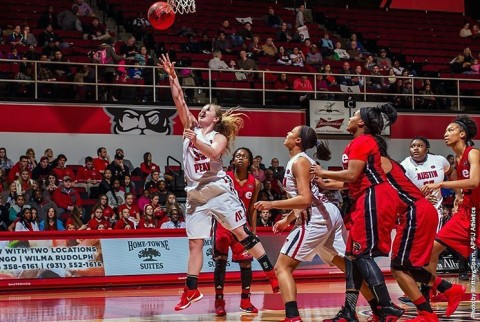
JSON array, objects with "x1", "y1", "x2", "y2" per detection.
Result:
[
  {"x1": 106, "y1": 179, "x2": 125, "y2": 210},
  {"x1": 392, "y1": 60, "x2": 405, "y2": 76},
  {"x1": 376, "y1": 49, "x2": 392, "y2": 71},
  {"x1": 1, "y1": 182, "x2": 18, "y2": 208},
  {"x1": 213, "y1": 32, "x2": 233, "y2": 54},
  {"x1": 237, "y1": 22, "x2": 253, "y2": 42},
  {"x1": 459, "y1": 23, "x2": 472, "y2": 38},
  {"x1": 96, "y1": 38, "x2": 126, "y2": 101},
  {"x1": 219, "y1": 20, "x2": 243, "y2": 47},
  {"x1": 39, "y1": 207, "x2": 65, "y2": 231},
  {"x1": 50, "y1": 50, "x2": 72, "y2": 77},
  {"x1": 42, "y1": 41, "x2": 61, "y2": 60},
  {"x1": 6, "y1": 47, "x2": 22, "y2": 60},
  {"x1": 74, "y1": 64, "x2": 96, "y2": 100},
  {"x1": 138, "y1": 204, "x2": 160, "y2": 229},
  {"x1": 14, "y1": 170, "x2": 34, "y2": 196},
  {"x1": 0, "y1": 195, "x2": 10, "y2": 231},
  {"x1": 65, "y1": 206, "x2": 87, "y2": 230},
  {"x1": 337, "y1": 61, "x2": 353, "y2": 86},
  {"x1": 44, "y1": 174, "x2": 59, "y2": 197},
  {"x1": 417, "y1": 83, "x2": 436, "y2": 109},
  {"x1": 161, "y1": 208, "x2": 185, "y2": 229},
  {"x1": 38, "y1": 24, "x2": 65, "y2": 48},
  {"x1": 14, "y1": 207, "x2": 39, "y2": 231},
  {"x1": 12, "y1": 63, "x2": 34, "y2": 97},
  {"x1": 257, "y1": 209, "x2": 273, "y2": 227},
  {"x1": 347, "y1": 41, "x2": 364, "y2": 61},
  {"x1": 293, "y1": 75, "x2": 313, "y2": 103},
  {"x1": 9, "y1": 26, "x2": 24, "y2": 46},
  {"x1": 24, "y1": 45, "x2": 40, "y2": 61},
  {"x1": 450, "y1": 54, "x2": 469, "y2": 74},
  {"x1": 276, "y1": 46, "x2": 292, "y2": 66},
  {"x1": 27, "y1": 189, "x2": 57, "y2": 221},
  {"x1": 268, "y1": 158, "x2": 285, "y2": 181},
  {"x1": 93, "y1": 147, "x2": 110, "y2": 174},
  {"x1": 21, "y1": 26, "x2": 37, "y2": 47},
  {"x1": 352, "y1": 65, "x2": 365, "y2": 88},
  {"x1": 52, "y1": 154, "x2": 75, "y2": 183},
  {"x1": 118, "y1": 192, "x2": 141, "y2": 221},
  {"x1": 122, "y1": 174, "x2": 137, "y2": 196},
  {"x1": 264, "y1": 169, "x2": 284, "y2": 197},
  {"x1": 83, "y1": 18, "x2": 111, "y2": 41},
  {"x1": 150, "y1": 193, "x2": 167, "y2": 220},
  {"x1": 333, "y1": 41, "x2": 349, "y2": 60},
  {"x1": 254, "y1": 155, "x2": 267, "y2": 171},
  {"x1": 144, "y1": 171, "x2": 165, "y2": 194},
  {"x1": 38, "y1": 6, "x2": 58, "y2": 29},
  {"x1": 106, "y1": 153, "x2": 130, "y2": 182},
  {"x1": 277, "y1": 22, "x2": 293, "y2": 42},
  {"x1": 364, "y1": 54, "x2": 376, "y2": 71},
  {"x1": 367, "y1": 65, "x2": 386, "y2": 89},
  {"x1": 8, "y1": 155, "x2": 30, "y2": 184},
  {"x1": 247, "y1": 36, "x2": 263, "y2": 58},
  {"x1": 9, "y1": 195, "x2": 25, "y2": 223},
  {"x1": 237, "y1": 50, "x2": 258, "y2": 76},
  {"x1": 305, "y1": 44, "x2": 322, "y2": 71},
  {"x1": 92, "y1": 194, "x2": 115, "y2": 222},
  {"x1": 165, "y1": 192, "x2": 184, "y2": 218},
  {"x1": 274, "y1": 73, "x2": 292, "y2": 105},
  {"x1": 140, "y1": 152, "x2": 160, "y2": 178},
  {"x1": 464, "y1": 47, "x2": 474, "y2": 64},
  {"x1": 289, "y1": 47, "x2": 305, "y2": 67},
  {"x1": 0, "y1": 148, "x2": 14, "y2": 172},
  {"x1": 131, "y1": 12, "x2": 151, "y2": 40},
  {"x1": 44, "y1": 148, "x2": 55, "y2": 163},
  {"x1": 295, "y1": 4, "x2": 305, "y2": 28},
  {"x1": 57, "y1": 7, "x2": 82, "y2": 32},
  {"x1": 52, "y1": 176, "x2": 83, "y2": 221},
  {"x1": 251, "y1": 157, "x2": 265, "y2": 182},
  {"x1": 472, "y1": 24, "x2": 479, "y2": 39},
  {"x1": 264, "y1": 7, "x2": 283, "y2": 28},
  {"x1": 120, "y1": 37, "x2": 138, "y2": 59},
  {"x1": 76, "y1": 156, "x2": 101, "y2": 198},
  {"x1": 72, "y1": 0, "x2": 94, "y2": 17},
  {"x1": 300, "y1": 39, "x2": 312, "y2": 55},
  {"x1": 87, "y1": 206, "x2": 111, "y2": 230},
  {"x1": 320, "y1": 33, "x2": 334, "y2": 58},
  {"x1": 197, "y1": 33, "x2": 213, "y2": 54},
  {"x1": 261, "y1": 180, "x2": 281, "y2": 201},
  {"x1": 137, "y1": 189, "x2": 151, "y2": 214},
  {"x1": 261, "y1": 37, "x2": 278, "y2": 57},
  {"x1": 114, "y1": 207, "x2": 137, "y2": 229},
  {"x1": 208, "y1": 50, "x2": 230, "y2": 70}
]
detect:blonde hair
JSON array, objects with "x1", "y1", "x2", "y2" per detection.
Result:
[{"x1": 211, "y1": 105, "x2": 246, "y2": 152}]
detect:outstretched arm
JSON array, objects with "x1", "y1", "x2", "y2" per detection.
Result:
[{"x1": 158, "y1": 54, "x2": 193, "y2": 129}]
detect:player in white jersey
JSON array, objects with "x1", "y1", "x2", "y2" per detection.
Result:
[
  {"x1": 254, "y1": 125, "x2": 350, "y2": 322},
  {"x1": 159, "y1": 54, "x2": 278, "y2": 312},
  {"x1": 400, "y1": 136, "x2": 453, "y2": 231}
]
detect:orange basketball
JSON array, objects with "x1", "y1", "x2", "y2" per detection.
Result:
[{"x1": 148, "y1": 2, "x2": 176, "y2": 30}]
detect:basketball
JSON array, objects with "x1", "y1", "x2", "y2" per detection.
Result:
[{"x1": 148, "y1": 1, "x2": 176, "y2": 30}]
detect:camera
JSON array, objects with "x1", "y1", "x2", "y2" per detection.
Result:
[{"x1": 344, "y1": 97, "x2": 356, "y2": 108}]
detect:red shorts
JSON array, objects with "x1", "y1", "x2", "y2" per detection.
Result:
[
  {"x1": 392, "y1": 198, "x2": 438, "y2": 268},
  {"x1": 436, "y1": 206, "x2": 480, "y2": 258},
  {"x1": 213, "y1": 221, "x2": 253, "y2": 262},
  {"x1": 347, "y1": 183, "x2": 399, "y2": 257}
]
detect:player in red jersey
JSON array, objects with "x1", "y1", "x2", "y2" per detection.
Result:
[
  {"x1": 213, "y1": 147, "x2": 260, "y2": 316},
  {"x1": 311, "y1": 104, "x2": 404, "y2": 322},
  {"x1": 375, "y1": 136, "x2": 440, "y2": 322},
  {"x1": 421, "y1": 115, "x2": 478, "y2": 317}
]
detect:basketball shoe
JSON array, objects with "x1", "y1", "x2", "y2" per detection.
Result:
[
  {"x1": 174, "y1": 287, "x2": 203, "y2": 311},
  {"x1": 240, "y1": 297, "x2": 258, "y2": 313},
  {"x1": 215, "y1": 298, "x2": 226, "y2": 316},
  {"x1": 405, "y1": 311, "x2": 439, "y2": 322},
  {"x1": 323, "y1": 306, "x2": 359, "y2": 322},
  {"x1": 444, "y1": 284, "x2": 466, "y2": 317},
  {"x1": 377, "y1": 303, "x2": 404, "y2": 322},
  {"x1": 281, "y1": 317, "x2": 303, "y2": 322}
]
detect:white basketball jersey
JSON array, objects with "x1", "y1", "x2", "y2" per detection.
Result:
[
  {"x1": 183, "y1": 128, "x2": 226, "y2": 189},
  {"x1": 284, "y1": 152, "x2": 330, "y2": 224},
  {"x1": 400, "y1": 154, "x2": 450, "y2": 214}
]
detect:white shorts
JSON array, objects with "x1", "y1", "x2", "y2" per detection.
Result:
[
  {"x1": 185, "y1": 177, "x2": 246, "y2": 239},
  {"x1": 280, "y1": 203, "x2": 347, "y2": 264}
]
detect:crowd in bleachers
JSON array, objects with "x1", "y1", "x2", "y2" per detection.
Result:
[
  {"x1": 0, "y1": 146, "x2": 336, "y2": 233},
  {"x1": 0, "y1": 0, "x2": 475, "y2": 109}
]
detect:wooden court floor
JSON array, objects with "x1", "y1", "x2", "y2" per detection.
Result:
[{"x1": 0, "y1": 276, "x2": 477, "y2": 321}]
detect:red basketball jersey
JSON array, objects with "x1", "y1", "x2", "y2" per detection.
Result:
[
  {"x1": 342, "y1": 134, "x2": 387, "y2": 200},
  {"x1": 226, "y1": 170, "x2": 256, "y2": 210},
  {"x1": 386, "y1": 159, "x2": 424, "y2": 214},
  {"x1": 456, "y1": 146, "x2": 480, "y2": 209}
]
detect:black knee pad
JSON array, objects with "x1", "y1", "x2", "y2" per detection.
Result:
[
  {"x1": 353, "y1": 256, "x2": 385, "y2": 287},
  {"x1": 409, "y1": 268, "x2": 432, "y2": 285},
  {"x1": 240, "y1": 225, "x2": 260, "y2": 250}
]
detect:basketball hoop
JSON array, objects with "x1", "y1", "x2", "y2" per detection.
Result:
[{"x1": 168, "y1": 0, "x2": 196, "y2": 14}]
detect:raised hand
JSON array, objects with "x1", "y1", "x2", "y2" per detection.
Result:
[{"x1": 158, "y1": 54, "x2": 176, "y2": 78}]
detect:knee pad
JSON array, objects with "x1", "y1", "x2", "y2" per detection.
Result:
[
  {"x1": 353, "y1": 256, "x2": 385, "y2": 287},
  {"x1": 344, "y1": 257, "x2": 363, "y2": 290},
  {"x1": 240, "y1": 225, "x2": 260, "y2": 250},
  {"x1": 409, "y1": 268, "x2": 432, "y2": 285}
]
